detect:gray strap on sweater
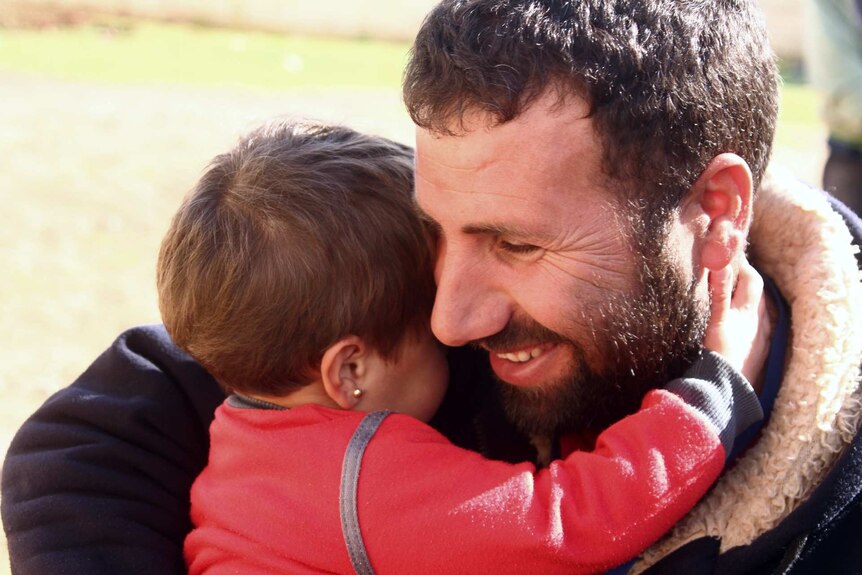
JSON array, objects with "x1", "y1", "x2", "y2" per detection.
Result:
[
  {"x1": 664, "y1": 350, "x2": 764, "y2": 460},
  {"x1": 340, "y1": 410, "x2": 390, "y2": 575}
]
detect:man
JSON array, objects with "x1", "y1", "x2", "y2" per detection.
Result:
[
  {"x1": 401, "y1": 1, "x2": 862, "y2": 572},
  {"x1": 4, "y1": 1, "x2": 862, "y2": 574}
]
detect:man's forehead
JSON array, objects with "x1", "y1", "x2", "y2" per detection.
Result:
[
  {"x1": 416, "y1": 118, "x2": 600, "y2": 206},
  {"x1": 415, "y1": 94, "x2": 594, "y2": 168}
]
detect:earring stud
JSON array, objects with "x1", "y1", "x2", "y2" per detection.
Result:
[{"x1": 352, "y1": 388, "x2": 363, "y2": 399}]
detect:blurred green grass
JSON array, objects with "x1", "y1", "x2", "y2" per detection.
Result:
[
  {"x1": 0, "y1": 20, "x2": 821, "y2": 126},
  {"x1": 0, "y1": 19, "x2": 411, "y2": 88},
  {"x1": 0, "y1": 20, "x2": 826, "y2": 185}
]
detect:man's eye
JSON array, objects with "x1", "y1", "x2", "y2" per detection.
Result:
[{"x1": 498, "y1": 240, "x2": 540, "y2": 255}]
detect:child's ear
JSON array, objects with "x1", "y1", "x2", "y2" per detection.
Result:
[
  {"x1": 320, "y1": 335, "x2": 368, "y2": 409},
  {"x1": 691, "y1": 153, "x2": 754, "y2": 272}
]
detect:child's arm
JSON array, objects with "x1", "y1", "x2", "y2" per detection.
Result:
[{"x1": 355, "y1": 263, "x2": 765, "y2": 575}]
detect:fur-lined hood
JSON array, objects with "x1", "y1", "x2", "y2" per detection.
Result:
[{"x1": 635, "y1": 168, "x2": 862, "y2": 571}]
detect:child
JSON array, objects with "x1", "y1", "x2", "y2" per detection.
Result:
[{"x1": 158, "y1": 119, "x2": 765, "y2": 575}]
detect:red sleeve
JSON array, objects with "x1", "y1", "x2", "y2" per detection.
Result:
[{"x1": 359, "y1": 389, "x2": 724, "y2": 575}]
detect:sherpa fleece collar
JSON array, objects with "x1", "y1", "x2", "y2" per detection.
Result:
[{"x1": 635, "y1": 168, "x2": 862, "y2": 571}]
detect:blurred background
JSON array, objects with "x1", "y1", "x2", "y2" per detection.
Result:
[{"x1": 0, "y1": 0, "x2": 833, "y2": 571}]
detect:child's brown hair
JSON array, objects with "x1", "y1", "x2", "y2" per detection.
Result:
[{"x1": 157, "y1": 119, "x2": 436, "y2": 396}]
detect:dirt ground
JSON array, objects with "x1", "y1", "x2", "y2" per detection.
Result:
[{"x1": 0, "y1": 68, "x2": 826, "y2": 572}]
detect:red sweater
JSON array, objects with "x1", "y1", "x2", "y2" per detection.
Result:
[{"x1": 185, "y1": 389, "x2": 726, "y2": 575}]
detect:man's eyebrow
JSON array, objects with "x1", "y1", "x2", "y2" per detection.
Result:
[
  {"x1": 413, "y1": 202, "x2": 549, "y2": 241},
  {"x1": 462, "y1": 222, "x2": 548, "y2": 241}
]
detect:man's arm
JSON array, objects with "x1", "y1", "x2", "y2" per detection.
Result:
[{"x1": 2, "y1": 324, "x2": 224, "y2": 575}]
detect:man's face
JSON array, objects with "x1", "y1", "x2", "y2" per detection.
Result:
[{"x1": 414, "y1": 95, "x2": 708, "y2": 436}]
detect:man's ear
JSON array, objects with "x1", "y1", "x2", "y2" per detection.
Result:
[
  {"x1": 692, "y1": 153, "x2": 754, "y2": 271},
  {"x1": 320, "y1": 335, "x2": 368, "y2": 409}
]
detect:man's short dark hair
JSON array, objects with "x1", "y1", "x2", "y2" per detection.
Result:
[{"x1": 403, "y1": 0, "x2": 780, "y2": 219}]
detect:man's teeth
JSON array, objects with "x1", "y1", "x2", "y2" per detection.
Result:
[{"x1": 496, "y1": 347, "x2": 545, "y2": 363}]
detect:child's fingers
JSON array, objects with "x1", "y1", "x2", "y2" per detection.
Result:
[
  {"x1": 731, "y1": 258, "x2": 764, "y2": 311},
  {"x1": 708, "y1": 264, "x2": 733, "y2": 323}
]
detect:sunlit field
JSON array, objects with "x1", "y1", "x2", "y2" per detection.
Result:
[{"x1": 0, "y1": 14, "x2": 826, "y2": 574}]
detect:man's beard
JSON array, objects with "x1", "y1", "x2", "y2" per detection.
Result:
[{"x1": 487, "y1": 245, "x2": 708, "y2": 438}]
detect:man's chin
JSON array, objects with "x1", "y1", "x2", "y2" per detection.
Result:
[
  {"x1": 494, "y1": 346, "x2": 691, "y2": 438},
  {"x1": 494, "y1": 372, "x2": 621, "y2": 438}
]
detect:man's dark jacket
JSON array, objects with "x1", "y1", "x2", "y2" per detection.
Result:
[{"x1": 3, "y1": 191, "x2": 861, "y2": 574}]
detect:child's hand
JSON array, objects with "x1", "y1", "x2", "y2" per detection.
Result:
[{"x1": 703, "y1": 259, "x2": 772, "y2": 385}]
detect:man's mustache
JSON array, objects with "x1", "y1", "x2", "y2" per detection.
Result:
[{"x1": 472, "y1": 316, "x2": 568, "y2": 353}]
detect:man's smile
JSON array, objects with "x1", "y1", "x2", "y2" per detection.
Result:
[
  {"x1": 486, "y1": 343, "x2": 570, "y2": 388},
  {"x1": 491, "y1": 344, "x2": 551, "y2": 363}
]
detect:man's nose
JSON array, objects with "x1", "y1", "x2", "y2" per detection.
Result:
[{"x1": 431, "y1": 243, "x2": 509, "y2": 347}]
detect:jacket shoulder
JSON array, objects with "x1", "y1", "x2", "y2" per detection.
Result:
[{"x1": 1, "y1": 324, "x2": 224, "y2": 575}]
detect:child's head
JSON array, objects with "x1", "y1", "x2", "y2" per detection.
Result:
[{"x1": 158, "y1": 119, "x2": 447, "y2": 420}]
